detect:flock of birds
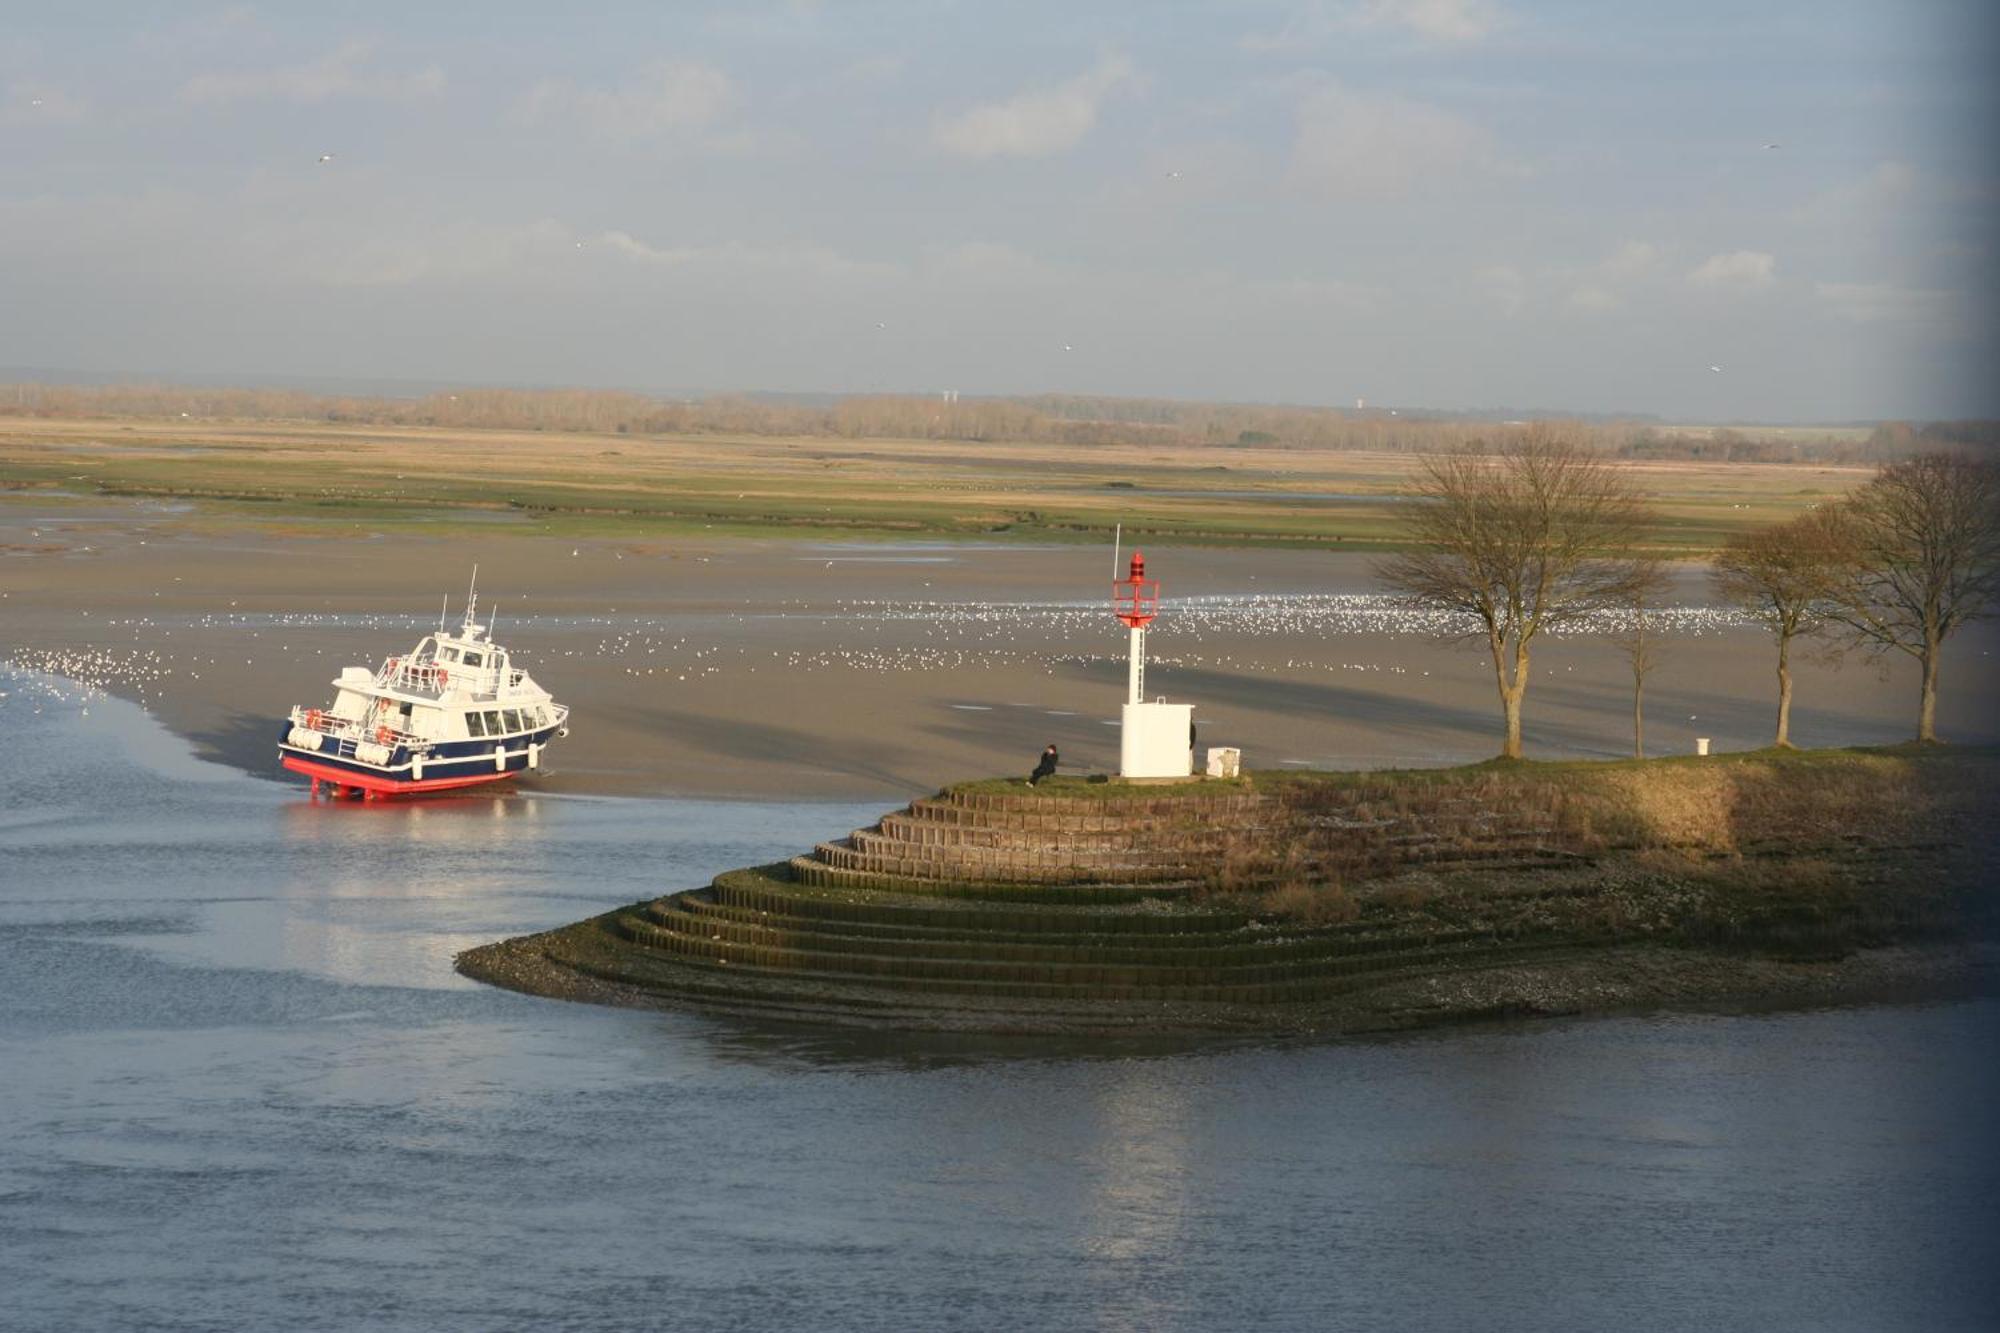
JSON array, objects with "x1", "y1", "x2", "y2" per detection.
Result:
[{"x1": 2, "y1": 594, "x2": 1756, "y2": 724}]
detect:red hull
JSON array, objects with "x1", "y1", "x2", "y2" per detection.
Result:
[{"x1": 282, "y1": 754, "x2": 518, "y2": 798}]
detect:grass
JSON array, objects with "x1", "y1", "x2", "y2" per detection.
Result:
[
  {"x1": 945, "y1": 746, "x2": 1997, "y2": 945},
  {"x1": 0, "y1": 416, "x2": 1870, "y2": 552}
]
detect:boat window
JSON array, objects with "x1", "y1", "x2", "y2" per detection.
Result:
[
  {"x1": 442, "y1": 648, "x2": 459, "y2": 663},
  {"x1": 482, "y1": 711, "x2": 502, "y2": 733},
  {"x1": 502, "y1": 709, "x2": 523, "y2": 732},
  {"x1": 466, "y1": 712, "x2": 486, "y2": 737},
  {"x1": 463, "y1": 651, "x2": 484, "y2": 667},
  {"x1": 533, "y1": 706, "x2": 548, "y2": 726}
]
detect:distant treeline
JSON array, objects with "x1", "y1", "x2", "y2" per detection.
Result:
[{"x1": 0, "y1": 381, "x2": 1986, "y2": 463}]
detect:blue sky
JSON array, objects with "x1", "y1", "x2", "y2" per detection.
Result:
[{"x1": 1, "y1": 1, "x2": 1992, "y2": 419}]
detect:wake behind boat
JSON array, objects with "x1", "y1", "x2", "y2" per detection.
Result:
[{"x1": 277, "y1": 584, "x2": 569, "y2": 799}]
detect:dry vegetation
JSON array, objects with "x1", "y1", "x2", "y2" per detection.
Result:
[
  {"x1": 7, "y1": 381, "x2": 1986, "y2": 462},
  {"x1": 0, "y1": 413, "x2": 1879, "y2": 553},
  {"x1": 1220, "y1": 748, "x2": 1994, "y2": 953}
]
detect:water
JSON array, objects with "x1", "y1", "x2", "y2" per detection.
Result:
[{"x1": 3, "y1": 673, "x2": 1996, "y2": 1332}]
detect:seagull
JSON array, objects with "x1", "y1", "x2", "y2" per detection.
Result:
[
  {"x1": 1709, "y1": 364, "x2": 1723, "y2": 373},
  {"x1": 1061, "y1": 343, "x2": 1073, "y2": 352},
  {"x1": 30, "y1": 97, "x2": 44, "y2": 107},
  {"x1": 1166, "y1": 169, "x2": 1181, "y2": 179},
  {"x1": 317, "y1": 153, "x2": 335, "y2": 164},
  {"x1": 1763, "y1": 143, "x2": 1782, "y2": 150}
]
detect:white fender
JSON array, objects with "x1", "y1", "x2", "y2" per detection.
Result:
[
  {"x1": 495, "y1": 746, "x2": 507, "y2": 771},
  {"x1": 527, "y1": 743, "x2": 540, "y2": 770},
  {"x1": 411, "y1": 753, "x2": 424, "y2": 780}
]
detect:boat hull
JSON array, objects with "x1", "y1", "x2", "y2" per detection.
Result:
[
  {"x1": 281, "y1": 754, "x2": 519, "y2": 796},
  {"x1": 277, "y1": 721, "x2": 566, "y2": 797}
]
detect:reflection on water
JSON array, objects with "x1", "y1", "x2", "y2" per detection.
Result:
[{"x1": 2, "y1": 670, "x2": 1997, "y2": 1332}]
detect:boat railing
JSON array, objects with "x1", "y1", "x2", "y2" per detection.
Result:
[
  {"x1": 377, "y1": 657, "x2": 455, "y2": 696},
  {"x1": 289, "y1": 707, "x2": 435, "y2": 754}
]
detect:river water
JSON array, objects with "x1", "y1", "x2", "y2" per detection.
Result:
[{"x1": 2, "y1": 670, "x2": 1995, "y2": 1332}]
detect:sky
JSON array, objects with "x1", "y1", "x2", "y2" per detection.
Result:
[{"x1": 1, "y1": 1, "x2": 1993, "y2": 421}]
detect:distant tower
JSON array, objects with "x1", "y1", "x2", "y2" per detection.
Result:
[
  {"x1": 1356, "y1": 396, "x2": 1366, "y2": 410},
  {"x1": 1112, "y1": 552, "x2": 1194, "y2": 779}
]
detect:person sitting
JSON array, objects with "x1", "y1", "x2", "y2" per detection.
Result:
[{"x1": 1028, "y1": 743, "x2": 1059, "y2": 786}]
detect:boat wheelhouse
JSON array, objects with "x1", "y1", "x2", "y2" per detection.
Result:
[{"x1": 277, "y1": 590, "x2": 569, "y2": 798}]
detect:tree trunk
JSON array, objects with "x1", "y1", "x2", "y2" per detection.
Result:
[
  {"x1": 1774, "y1": 633, "x2": 1793, "y2": 748},
  {"x1": 1918, "y1": 637, "x2": 1941, "y2": 743},
  {"x1": 1493, "y1": 638, "x2": 1529, "y2": 760}
]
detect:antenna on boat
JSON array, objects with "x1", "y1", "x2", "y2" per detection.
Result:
[
  {"x1": 1111, "y1": 522, "x2": 1122, "y2": 579},
  {"x1": 438, "y1": 594, "x2": 447, "y2": 634},
  {"x1": 462, "y1": 565, "x2": 479, "y2": 632}
]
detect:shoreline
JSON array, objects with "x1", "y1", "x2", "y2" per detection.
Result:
[
  {"x1": 459, "y1": 927, "x2": 2000, "y2": 1038},
  {"x1": 455, "y1": 750, "x2": 1999, "y2": 1036}
]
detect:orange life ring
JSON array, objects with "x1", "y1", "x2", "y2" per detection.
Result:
[
  {"x1": 375, "y1": 725, "x2": 393, "y2": 745},
  {"x1": 388, "y1": 657, "x2": 400, "y2": 670},
  {"x1": 437, "y1": 668, "x2": 448, "y2": 685},
  {"x1": 305, "y1": 709, "x2": 323, "y2": 729}
]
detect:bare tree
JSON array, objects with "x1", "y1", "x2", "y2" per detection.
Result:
[
  {"x1": 1710, "y1": 509, "x2": 1848, "y2": 747},
  {"x1": 1823, "y1": 453, "x2": 2000, "y2": 742},
  {"x1": 1615, "y1": 571, "x2": 1672, "y2": 758},
  {"x1": 1378, "y1": 431, "x2": 1660, "y2": 760}
]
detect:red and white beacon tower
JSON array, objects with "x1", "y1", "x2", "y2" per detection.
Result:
[{"x1": 1113, "y1": 552, "x2": 1194, "y2": 778}]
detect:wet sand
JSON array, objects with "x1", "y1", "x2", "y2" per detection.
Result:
[{"x1": 4, "y1": 497, "x2": 1995, "y2": 800}]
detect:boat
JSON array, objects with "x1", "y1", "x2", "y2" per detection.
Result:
[{"x1": 276, "y1": 583, "x2": 569, "y2": 799}]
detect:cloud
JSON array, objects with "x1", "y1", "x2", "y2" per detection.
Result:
[
  {"x1": 1287, "y1": 83, "x2": 1488, "y2": 199},
  {"x1": 1243, "y1": 0, "x2": 1504, "y2": 52},
  {"x1": 1791, "y1": 159, "x2": 1918, "y2": 228},
  {"x1": 1558, "y1": 240, "x2": 1659, "y2": 310},
  {"x1": 931, "y1": 55, "x2": 1136, "y2": 159},
  {"x1": 304, "y1": 221, "x2": 578, "y2": 288},
  {"x1": 1814, "y1": 281, "x2": 1959, "y2": 329},
  {"x1": 1475, "y1": 264, "x2": 1527, "y2": 314},
  {"x1": 917, "y1": 241, "x2": 1048, "y2": 288},
  {"x1": 179, "y1": 41, "x2": 444, "y2": 105},
  {"x1": 1600, "y1": 240, "x2": 1658, "y2": 279},
  {"x1": 1243, "y1": 274, "x2": 1380, "y2": 314},
  {"x1": 596, "y1": 231, "x2": 901, "y2": 287},
  {"x1": 518, "y1": 61, "x2": 737, "y2": 141},
  {"x1": 1, "y1": 82, "x2": 87, "y2": 125},
  {"x1": 1687, "y1": 250, "x2": 1775, "y2": 290},
  {"x1": 1356, "y1": 0, "x2": 1505, "y2": 42}
]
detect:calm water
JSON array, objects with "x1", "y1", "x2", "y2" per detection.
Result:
[{"x1": 2, "y1": 670, "x2": 1995, "y2": 1332}]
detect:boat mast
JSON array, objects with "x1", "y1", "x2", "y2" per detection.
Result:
[{"x1": 461, "y1": 565, "x2": 480, "y2": 635}]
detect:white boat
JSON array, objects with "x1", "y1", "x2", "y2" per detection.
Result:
[{"x1": 276, "y1": 584, "x2": 568, "y2": 799}]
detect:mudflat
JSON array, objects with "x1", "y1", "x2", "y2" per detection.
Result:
[{"x1": 6, "y1": 488, "x2": 1994, "y2": 800}]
